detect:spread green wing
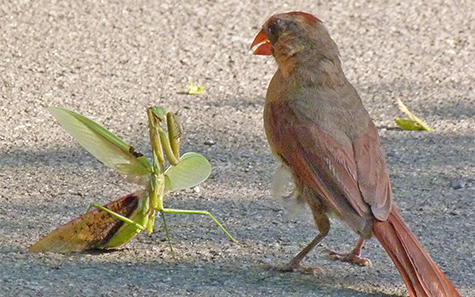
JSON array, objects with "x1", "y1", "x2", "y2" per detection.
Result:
[
  {"x1": 48, "y1": 107, "x2": 151, "y2": 177},
  {"x1": 164, "y1": 152, "x2": 211, "y2": 191}
]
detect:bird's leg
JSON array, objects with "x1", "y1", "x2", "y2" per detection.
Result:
[
  {"x1": 263, "y1": 199, "x2": 329, "y2": 275},
  {"x1": 328, "y1": 237, "x2": 371, "y2": 266},
  {"x1": 266, "y1": 232, "x2": 327, "y2": 275}
]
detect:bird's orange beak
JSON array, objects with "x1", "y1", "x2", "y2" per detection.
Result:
[{"x1": 251, "y1": 29, "x2": 272, "y2": 55}]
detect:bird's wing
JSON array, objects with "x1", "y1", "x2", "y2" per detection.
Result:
[
  {"x1": 353, "y1": 123, "x2": 392, "y2": 221},
  {"x1": 265, "y1": 101, "x2": 390, "y2": 235}
]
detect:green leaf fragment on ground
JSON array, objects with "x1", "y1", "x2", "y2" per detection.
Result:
[{"x1": 395, "y1": 99, "x2": 433, "y2": 131}]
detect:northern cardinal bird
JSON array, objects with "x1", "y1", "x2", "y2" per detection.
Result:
[{"x1": 251, "y1": 11, "x2": 459, "y2": 297}]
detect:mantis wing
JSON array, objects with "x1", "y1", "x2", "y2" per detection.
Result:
[
  {"x1": 164, "y1": 152, "x2": 211, "y2": 191},
  {"x1": 29, "y1": 191, "x2": 149, "y2": 253},
  {"x1": 48, "y1": 107, "x2": 151, "y2": 178}
]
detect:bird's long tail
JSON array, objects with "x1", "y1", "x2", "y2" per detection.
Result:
[{"x1": 372, "y1": 207, "x2": 459, "y2": 297}]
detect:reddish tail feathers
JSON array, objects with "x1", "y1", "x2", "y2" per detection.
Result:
[{"x1": 373, "y1": 208, "x2": 459, "y2": 297}]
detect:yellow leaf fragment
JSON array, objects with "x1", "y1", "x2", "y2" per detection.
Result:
[
  {"x1": 395, "y1": 99, "x2": 433, "y2": 131},
  {"x1": 187, "y1": 82, "x2": 205, "y2": 95}
]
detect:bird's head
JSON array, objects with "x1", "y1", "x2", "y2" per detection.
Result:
[
  {"x1": 251, "y1": 12, "x2": 339, "y2": 76},
  {"x1": 251, "y1": 12, "x2": 322, "y2": 55}
]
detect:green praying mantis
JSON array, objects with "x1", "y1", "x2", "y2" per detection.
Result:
[{"x1": 30, "y1": 106, "x2": 237, "y2": 253}]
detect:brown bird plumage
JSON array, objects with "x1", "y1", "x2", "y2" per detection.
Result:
[{"x1": 252, "y1": 11, "x2": 459, "y2": 297}]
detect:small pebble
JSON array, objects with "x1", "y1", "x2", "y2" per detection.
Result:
[{"x1": 204, "y1": 140, "x2": 216, "y2": 146}]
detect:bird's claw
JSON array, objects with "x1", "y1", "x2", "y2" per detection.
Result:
[{"x1": 328, "y1": 250, "x2": 372, "y2": 267}]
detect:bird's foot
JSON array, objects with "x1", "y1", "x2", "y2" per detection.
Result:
[
  {"x1": 327, "y1": 250, "x2": 372, "y2": 267},
  {"x1": 261, "y1": 259, "x2": 323, "y2": 275}
]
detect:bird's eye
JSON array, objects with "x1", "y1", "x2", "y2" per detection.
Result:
[
  {"x1": 268, "y1": 18, "x2": 285, "y2": 36},
  {"x1": 268, "y1": 24, "x2": 276, "y2": 35}
]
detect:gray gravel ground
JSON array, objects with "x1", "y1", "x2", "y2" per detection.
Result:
[{"x1": 1, "y1": 0, "x2": 474, "y2": 296}]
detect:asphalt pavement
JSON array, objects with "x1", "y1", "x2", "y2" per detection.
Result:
[{"x1": 1, "y1": 0, "x2": 474, "y2": 296}]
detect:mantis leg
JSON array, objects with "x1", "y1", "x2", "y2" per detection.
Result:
[
  {"x1": 161, "y1": 208, "x2": 238, "y2": 243},
  {"x1": 90, "y1": 203, "x2": 147, "y2": 231},
  {"x1": 160, "y1": 212, "x2": 174, "y2": 253}
]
